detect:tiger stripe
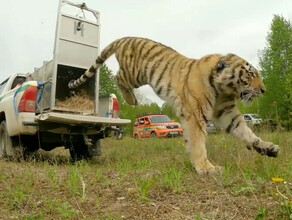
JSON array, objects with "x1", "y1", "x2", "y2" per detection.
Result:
[
  {"x1": 146, "y1": 48, "x2": 169, "y2": 80},
  {"x1": 226, "y1": 114, "x2": 241, "y2": 133},
  {"x1": 154, "y1": 55, "x2": 177, "y2": 88},
  {"x1": 140, "y1": 44, "x2": 161, "y2": 73},
  {"x1": 136, "y1": 41, "x2": 156, "y2": 84},
  {"x1": 132, "y1": 39, "x2": 145, "y2": 86},
  {"x1": 164, "y1": 57, "x2": 183, "y2": 98},
  {"x1": 123, "y1": 39, "x2": 136, "y2": 86},
  {"x1": 159, "y1": 56, "x2": 180, "y2": 97}
]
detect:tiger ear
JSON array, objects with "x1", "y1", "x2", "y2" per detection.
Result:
[
  {"x1": 242, "y1": 63, "x2": 250, "y2": 71},
  {"x1": 217, "y1": 58, "x2": 229, "y2": 73},
  {"x1": 217, "y1": 61, "x2": 225, "y2": 73}
]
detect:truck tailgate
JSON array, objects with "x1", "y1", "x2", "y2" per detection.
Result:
[{"x1": 36, "y1": 112, "x2": 131, "y2": 126}]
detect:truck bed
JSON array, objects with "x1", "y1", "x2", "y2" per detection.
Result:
[{"x1": 36, "y1": 112, "x2": 130, "y2": 126}]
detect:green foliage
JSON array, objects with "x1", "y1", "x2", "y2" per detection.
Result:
[
  {"x1": 280, "y1": 201, "x2": 292, "y2": 219},
  {"x1": 23, "y1": 217, "x2": 43, "y2": 220},
  {"x1": 8, "y1": 187, "x2": 28, "y2": 208},
  {"x1": 258, "y1": 15, "x2": 292, "y2": 128},
  {"x1": 255, "y1": 208, "x2": 268, "y2": 220},
  {"x1": 68, "y1": 166, "x2": 85, "y2": 198},
  {"x1": 238, "y1": 100, "x2": 260, "y2": 114},
  {"x1": 162, "y1": 167, "x2": 184, "y2": 193},
  {"x1": 1, "y1": 133, "x2": 292, "y2": 219},
  {"x1": 46, "y1": 167, "x2": 58, "y2": 189},
  {"x1": 55, "y1": 201, "x2": 77, "y2": 219},
  {"x1": 99, "y1": 64, "x2": 123, "y2": 102},
  {"x1": 160, "y1": 102, "x2": 180, "y2": 122},
  {"x1": 134, "y1": 177, "x2": 157, "y2": 201},
  {"x1": 115, "y1": 158, "x2": 133, "y2": 173}
]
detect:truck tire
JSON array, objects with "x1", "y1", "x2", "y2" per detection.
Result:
[
  {"x1": 0, "y1": 124, "x2": 6, "y2": 158},
  {"x1": 69, "y1": 143, "x2": 91, "y2": 162},
  {"x1": 0, "y1": 121, "x2": 19, "y2": 159},
  {"x1": 19, "y1": 135, "x2": 40, "y2": 159},
  {"x1": 113, "y1": 127, "x2": 124, "y2": 140},
  {"x1": 88, "y1": 140, "x2": 102, "y2": 156}
]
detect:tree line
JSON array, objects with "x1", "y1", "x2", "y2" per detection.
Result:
[{"x1": 240, "y1": 15, "x2": 292, "y2": 129}]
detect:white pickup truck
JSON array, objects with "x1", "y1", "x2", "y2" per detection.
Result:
[{"x1": 0, "y1": 1, "x2": 130, "y2": 160}]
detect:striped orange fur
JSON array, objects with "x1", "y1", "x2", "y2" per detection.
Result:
[{"x1": 68, "y1": 37, "x2": 280, "y2": 174}]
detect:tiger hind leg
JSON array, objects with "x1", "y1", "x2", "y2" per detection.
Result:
[{"x1": 115, "y1": 70, "x2": 138, "y2": 106}]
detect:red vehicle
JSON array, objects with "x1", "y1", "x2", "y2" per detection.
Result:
[{"x1": 133, "y1": 114, "x2": 183, "y2": 138}]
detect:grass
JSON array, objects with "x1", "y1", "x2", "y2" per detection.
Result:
[{"x1": 0, "y1": 131, "x2": 292, "y2": 219}]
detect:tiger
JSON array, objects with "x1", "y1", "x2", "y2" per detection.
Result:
[{"x1": 68, "y1": 37, "x2": 280, "y2": 174}]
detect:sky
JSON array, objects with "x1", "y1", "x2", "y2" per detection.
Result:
[{"x1": 1, "y1": 0, "x2": 291, "y2": 106}]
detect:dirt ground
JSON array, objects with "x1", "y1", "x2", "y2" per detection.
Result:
[{"x1": 0, "y1": 133, "x2": 291, "y2": 219}]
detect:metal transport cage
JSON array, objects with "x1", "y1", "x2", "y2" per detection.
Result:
[{"x1": 27, "y1": 0, "x2": 101, "y2": 115}]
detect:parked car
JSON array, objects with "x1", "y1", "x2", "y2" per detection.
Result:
[
  {"x1": 256, "y1": 119, "x2": 280, "y2": 132},
  {"x1": 243, "y1": 114, "x2": 263, "y2": 126},
  {"x1": 264, "y1": 119, "x2": 278, "y2": 131},
  {"x1": 133, "y1": 114, "x2": 183, "y2": 138},
  {"x1": 206, "y1": 122, "x2": 217, "y2": 134}
]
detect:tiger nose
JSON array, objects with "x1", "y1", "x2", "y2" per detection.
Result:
[{"x1": 260, "y1": 88, "x2": 266, "y2": 94}]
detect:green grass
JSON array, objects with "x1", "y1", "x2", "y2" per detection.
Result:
[{"x1": 0, "y1": 132, "x2": 292, "y2": 219}]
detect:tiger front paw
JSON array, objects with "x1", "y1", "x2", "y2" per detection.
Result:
[
  {"x1": 247, "y1": 140, "x2": 280, "y2": 157},
  {"x1": 194, "y1": 159, "x2": 223, "y2": 175}
]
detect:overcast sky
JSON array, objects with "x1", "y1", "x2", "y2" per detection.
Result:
[{"x1": 1, "y1": 0, "x2": 291, "y2": 106}]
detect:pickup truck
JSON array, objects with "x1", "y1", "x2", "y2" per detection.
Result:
[
  {"x1": 0, "y1": 73, "x2": 129, "y2": 160},
  {"x1": 0, "y1": 1, "x2": 130, "y2": 161}
]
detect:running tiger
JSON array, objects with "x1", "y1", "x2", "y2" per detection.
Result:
[{"x1": 68, "y1": 37, "x2": 280, "y2": 174}]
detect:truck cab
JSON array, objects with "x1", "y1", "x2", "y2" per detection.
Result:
[{"x1": 0, "y1": 74, "x2": 26, "y2": 95}]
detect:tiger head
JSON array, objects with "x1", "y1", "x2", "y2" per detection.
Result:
[{"x1": 215, "y1": 54, "x2": 266, "y2": 104}]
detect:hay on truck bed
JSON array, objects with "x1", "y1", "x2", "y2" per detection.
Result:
[{"x1": 56, "y1": 93, "x2": 95, "y2": 114}]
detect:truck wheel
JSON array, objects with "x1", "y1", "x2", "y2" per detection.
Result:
[
  {"x1": 0, "y1": 121, "x2": 18, "y2": 159},
  {"x1": 134, "y1": 134, "x2": 139, "y2": 139},
  {"x1": 0, "y1": 124, "x2": 6, "y2": 158},
  {"x1": 113, "y1": 131, "x2": 124, "y2": 140},
  {"x1": 88, "y1": 140, "x2": 102, "y2": 156},
  {"x1": 19, "y1": 135, "x2": 40, "y2": 160},
  {"x1": 69, "y1": 144, "x2": 91, "y2": 162}
]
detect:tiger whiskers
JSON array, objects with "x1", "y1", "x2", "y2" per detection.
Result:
[
  {"x1": 240, "y1": 92, "x2": 253, "y2": 103},
  {"x1": 240, "y1": 90, "x2": 261, "y2": 103}
]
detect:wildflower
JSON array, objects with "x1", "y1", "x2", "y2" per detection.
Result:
[{"x1": 272, "y1": 177, "x2": 284, "y2": 183}]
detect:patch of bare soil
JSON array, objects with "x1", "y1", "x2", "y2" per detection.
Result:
[{"x1": 91, "y1": 176, "x2": 278, "y2": 220}]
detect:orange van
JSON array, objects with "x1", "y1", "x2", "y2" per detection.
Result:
[{"x1": 133, "y1": 114, "x2": 183, "y2": 138}]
